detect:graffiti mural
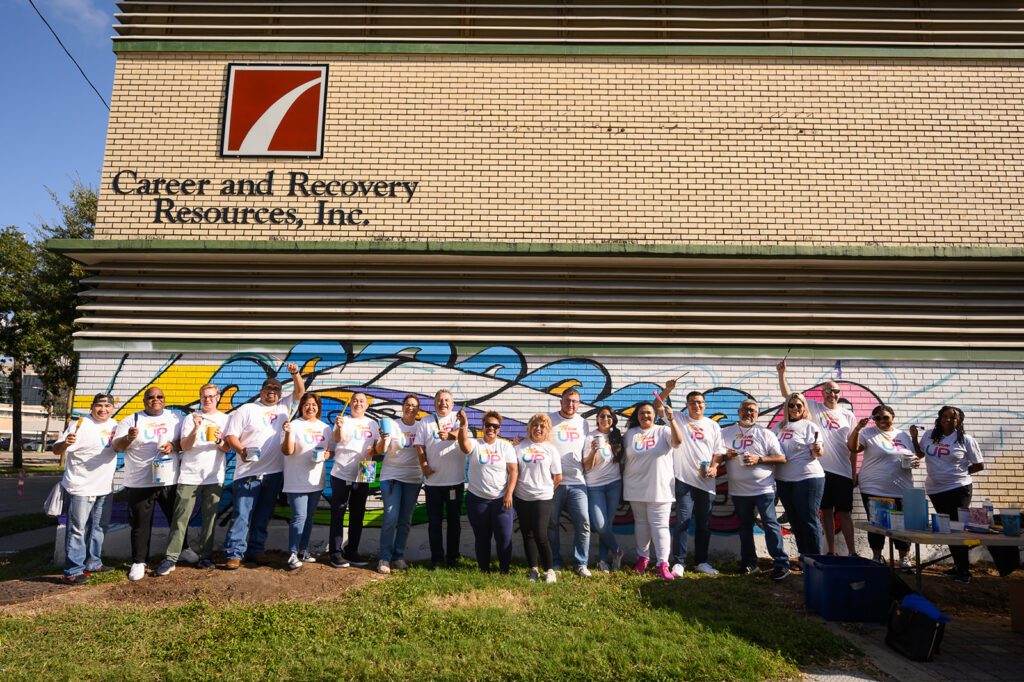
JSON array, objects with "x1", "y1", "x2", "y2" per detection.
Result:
[{"x1": 73, "y1": 341, "x2": 1021, "y2": 536}]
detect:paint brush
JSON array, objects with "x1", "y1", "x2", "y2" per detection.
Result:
[{"x1": 782, "y1": 348, "x2": 792, "y2": 363}]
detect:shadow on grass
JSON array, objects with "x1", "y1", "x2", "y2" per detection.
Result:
[{"x1": 638, "y1": 573, "x2": 859, "y2": 667}]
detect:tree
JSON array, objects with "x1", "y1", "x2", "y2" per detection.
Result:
[{"x1": 0, "y1": 227, "x2": 38, "y2": 469}]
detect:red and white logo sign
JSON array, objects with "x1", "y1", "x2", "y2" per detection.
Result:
[{"x1": 221, "y1": 64, "x2": 328, "y2": 157}]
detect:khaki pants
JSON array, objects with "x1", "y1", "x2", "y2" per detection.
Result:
[{"x1": 165, "y1": 483, "x2": 222, "y2": 561}]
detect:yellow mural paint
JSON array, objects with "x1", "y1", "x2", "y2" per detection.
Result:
[
  {"x1": 550, "y1": 379, "x2": 583, "y2": 396},
  {"x1": 114, "y1": 363, "x2": 218, "y2": 418}
]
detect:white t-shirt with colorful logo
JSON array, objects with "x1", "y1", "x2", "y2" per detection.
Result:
[
  {"x1": 582, "y1": 432, "x2": 622, "y2": 488},
  {"x1": 467, "y1": 438, "x2": 518, "y2": 500},
  {"x1": 808, "y1": 400, "x2": 856, "y2": 478},
  {"x1": 622, "y1": 425, "x2": 676, "y2": 504},
  {"x1": 414, "y1": 413, "x2": 467, "y2": 487},
  {"x1": 549, "y1": 412, "x2": 590, "y2": 487},
  {"x1": 920, "y1": 429, "x2": 984, "y2": 495},
  {"x1": 671, "y1": 415, "x2": 725, "y2": 493},
  {"x1": 721, "y1": 423, "x2": 783, "y2": 497},
  {"x1": 60, "y1": 416, "x2": 118, "y2": 496},
  {"x1": 114, "y1": 410, "x2": 183, "y2": 488},
  {"x1": 284, "y1": 418, "x2": 333, "y2": 493},
  {"x1": 332, "y1": 416, "x2": 379, "y2": 483},
  {"x1": 223, "y1": 397, "x2": 293, "y2": 479},
  {"x1": 178, "y1": 411, "x2": 229, "y2": 486},
  {"x1": 380, "y1": 419, "x2": 422, "y2": 484},
  {"x1": 857, "y1": 426, "x2": 915, "y2": 498},
  {"x1": 773, "y1": 419, "x2": 825, "y2": 483},
  {"x1": 513, "y1": 440, "x2": 562, "y2": 501}
]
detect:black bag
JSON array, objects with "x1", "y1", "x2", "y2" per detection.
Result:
[{"x1": 885, "y1": 602, "x2": 946, "y2": 661}]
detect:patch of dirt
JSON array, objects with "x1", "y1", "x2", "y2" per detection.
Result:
[
  {"x1": 0, "y1": 551, "x2": 383, "y2": 615},
  {"x1": 429, "y1": 588, "x2": 528, "y2": 612}
]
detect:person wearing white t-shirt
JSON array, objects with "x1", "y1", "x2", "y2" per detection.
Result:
[
  {"x1": 513, "y1": 413, "x2": 563, "y2": 583},
  {"x1": 582, "y1": 406, "x2": 625, "y2": 572},
  {"x1": 329, "y1": 392, "x2": 380, "y2": 567},
  {"x1": 155, "y1": 383, "x2": 230, "y2": 576},
  {"x1": 547, "y1": 388, "x2": 592, "y2": 577},
  {"x1": 622, "y1": 400, "x2": 684, "y2": 581},
  {"x1": 659, "y1": 382, "x2": 726, "y2": 578},
  {"x1": 377, "y1": 394, "x2": 424, "y2": 573},
  {"x1": 221, "y1": 364, "x2": 305, "y2": 569},
  {"x1": 52, "y1": 393, "x2": 118, "y2": 585},
  {"x1": 910, "y1": 406, "x2": 985, "y2": 583},
  {"x1": 458, "y1": 409, "x2": 518, "y2": 574},
  {"x1": 772, "y1": 392, "x2": 826, "y2": 558},
  {"x1": 282, "y1": 393, "x2": 334, "y2": 570},
  {"x1": 112, "y1": 386, "x2": 183, "y2": 581},
  {"x1": 848, "y1": 405, "x2": 916, "y2": 571},
  {"x1": 720, "y1": 399, "x2": 790, "y2": 582},
  {"x1": 415, "y1": 389, "x2": 467, "y2": 569},
  {"x1": 777, "y1": 361, "x2": 857, "y2": 557}
]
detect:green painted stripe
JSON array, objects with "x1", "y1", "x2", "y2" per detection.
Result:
[
  {"x1": 72, "y1": 338, "x2": 1024, "y2": 362},
  {"x1": 111, "y1": 40, "x2": 1024, "y2": 60},
  {"x1": 45, "y1": 239, "x2": 1024, "y2": 261}
]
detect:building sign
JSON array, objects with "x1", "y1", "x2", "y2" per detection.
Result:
[{"x1": 221, "y1": 64, "x2": 328, "y2": 157}]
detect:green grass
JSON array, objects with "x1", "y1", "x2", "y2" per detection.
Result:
[
  {"x1": 0, "y1": 544, "x2": 56, "y2": 582},
  {"x1": 0, "y1": 566, "x2": 858, "y2": 680},
  {"x1": 0, "y1": 513, "x2": 57, "y2": 538},
  {"x1": 0, "y1": 466, "x2": 65, "y2": 476}
]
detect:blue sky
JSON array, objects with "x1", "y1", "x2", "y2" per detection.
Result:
[{"x1": 2, "y1": 0, "x2": 114, "y2": 234}]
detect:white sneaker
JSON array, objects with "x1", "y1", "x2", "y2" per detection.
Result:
[
  {"x1": 300, "y1": 550, "x2": 317, "y2": 563},
  {"x1": 528, "y1": 567, "x2": 540, "y2": 582},
  {"x1": 576, "y1": 566, "x2": 592, "y2": 578},
  {"x1": 597, "y1": 561, "x2": 611, "y2": 573},
  {"x1": 544, "y1": 569, "x2": 557, "y2": 584},
  {"x1": 179, "y1": 547, "x2": 200, "y2": 564},
  {"x1": 377, "y1": 561, "x2": 391, "y2": 575},
  {"x1": 154, "y1": 559, "x2": 176, "y2": 577},
  {"x1": 695, "y1": 562, "x2": 720, "y2": 576},
  {"x1": 392, "y1": 559, "x2": 408, "y2": 570},
  {"x1": 287, "y1": 553, "x2": 303, "y2": 570},
  {"x1": 670, "y1": 563, "x2": 686, "y2": 578},
  {"x1": 610, "y1": 549, "x2": 624, "y2": 571},
  {"x1": 128, "y1": 563, "x2": 147, "y2": 581}
]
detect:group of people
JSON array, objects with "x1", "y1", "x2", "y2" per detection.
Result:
[{"x1": 51, "y1": 360, "x2": 986, "y2": 586}]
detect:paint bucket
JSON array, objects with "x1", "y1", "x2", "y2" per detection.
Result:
[
  {"x1": 595, "y1": 434, "x2": 611, "y2": 460},
  {"x1": 247, "y1": 446, "x2": 262, "y2": 463},
  {"x1": 890, "y1": 511, "x2": 905, "y2": 531},
  {"x1": 379, "y1": 417, "x2": 393, "y2": 437},
  {"x1": 931, "y1": 513, "x2": 950, "y2": 534},
  {"x1": 1001, "y1": 510, "x2": 1022, "y2": 537},
  {"x1": 699, "y1": 460, "x2": 711, "y2": 478},
  {"x1": 205, "y1": 425, "x2": 218, "y2": 442},
  {"x1": 357, "y1": 460, "x2": 378, "y2": 484},
  {"x1": 312, "y1": 447, "x2": 326, "y2": 463},
  {"x1": 900, "y1": 453, "x2": 917, "y2": 469},
  {"x1": 151, "y1": 457, "x2": 174, "y2": 485}
]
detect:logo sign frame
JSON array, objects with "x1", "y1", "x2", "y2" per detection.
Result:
[{"x1": 221, "y1": 64, "x2": 328, "y2": 158}]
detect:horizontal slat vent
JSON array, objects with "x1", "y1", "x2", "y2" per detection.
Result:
[
  {"x1": 71, "y1": 252, "x2": 1024, "y2": 348},
  {"x1": 113, "y1": 1, "x2": 1024, "y2": 47}
]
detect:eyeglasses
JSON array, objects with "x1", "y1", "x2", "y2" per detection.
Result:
[
  {"x1": 144, "y1": 395, "x2": 165, "y2": 401},
  {"x1": 483, "y1": 422, "x2": 501, "y2": 429}
]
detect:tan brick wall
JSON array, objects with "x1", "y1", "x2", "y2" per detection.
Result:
[{"x1": 97, "y1": 53, "x2": 1024, "y2": 244}]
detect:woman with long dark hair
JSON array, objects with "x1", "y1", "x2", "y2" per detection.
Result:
[
  {"x1": 281, "y1": 392, "x2": 332, "y2": 569},
  {"x1": 583, "y1": 406, "x2": 625, "y2": 572},
  {"x1": 910, "y1": 405, "x2": 985, "y2": 583}
]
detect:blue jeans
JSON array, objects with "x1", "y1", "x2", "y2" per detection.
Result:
[
  {"x1": 586, "y1": 480, "x2": 622, "y2": 562},
  {"x1": 549, "y1": 484, "x2": 590, "y2": 569},
  {"x1": 224, "y1": 472, "x2": 284, "y2": 560},
  {"x1": 63, "y1": 491, "x2": 111, "y2": 577},
  {"x1": 378, "y1": 479, "x2": 421, "y2": 562},
  {"x1": 732, "y1": 492, "x2": 788, "y2": 568},
  {"x1": 776, "y1": 477, "x2": 825, "y2": 557},
  {"x1": 465, "y1": 491, "x2": 515, "y2": 572},
  {"x1": 287, "y1": 491, "x2": 321, "y2": 554},
  {"x1": 673, "y1": 480, "x2": 714, "y2": 566}
]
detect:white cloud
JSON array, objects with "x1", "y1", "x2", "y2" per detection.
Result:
[{"x1": 37, "y1": 0, "x2": 111, "y2": 39}]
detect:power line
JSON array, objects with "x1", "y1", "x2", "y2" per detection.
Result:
[{"x1": 26, "y1": 0, "x2": 110, "y2": 111}]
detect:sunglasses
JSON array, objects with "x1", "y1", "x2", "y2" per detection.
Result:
[
  {"x1": 144, "y1": 395, "x2": 166, "y2": 401},
  {"x1": 823, "y1": 389, "x2": 842, "y2": 394},
  {"x1": 482, "y1": 422, "x2": 501, "y2": 429}
]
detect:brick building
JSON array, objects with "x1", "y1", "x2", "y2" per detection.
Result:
[{"x1": 51, "y1": 2, "x2": 1023, "y2": 551}]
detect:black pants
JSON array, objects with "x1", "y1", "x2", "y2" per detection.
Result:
[
  {"x1": 329, "y1": 479, "x2": 369, "y2": 558},
  {"x1": 860, "y1": 493, "x2": 910, "y2": 554},
  {"x1": 513, "y1": 497, "x2": 553, "y2": 571},
  {"x1": 929, "y1": 484, "x2": 973, "y2": 574},
  {"x1": 424, "y1": 484, "x2": 464, "y2": 565},
  {"x1": 127, "y1": 485, "x2": 177, "y2": 564}
]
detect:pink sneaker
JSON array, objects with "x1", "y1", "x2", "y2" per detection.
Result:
[
  {"x1": 634, "y1": 557, "x2": 650, "y2": 574},
  {"x1": 657, "y1": 562, "x2": 675, "y2": 581}
]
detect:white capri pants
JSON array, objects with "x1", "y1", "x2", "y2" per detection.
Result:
[{"x1": 631, "y1": 500, "x2": 672, "y2": 565}]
